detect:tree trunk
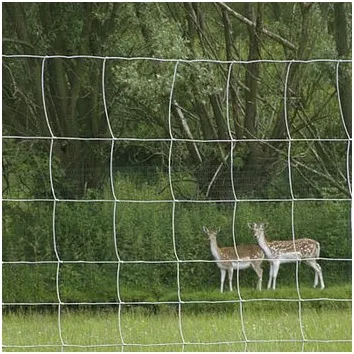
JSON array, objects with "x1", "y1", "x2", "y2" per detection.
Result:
[{"x1": 333, "y1": 3, "x2": 352, "y2": 135}]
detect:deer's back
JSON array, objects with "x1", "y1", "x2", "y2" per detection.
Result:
[
  {"x1": 220, "y1": 244, "x2": 263, "y2": 260},
  {"x1": 269, "y1": 238, "x2": 320, "y2": 258}
]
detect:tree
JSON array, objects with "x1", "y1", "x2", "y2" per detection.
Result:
[
  {"x1": 3, "y1": 3, "x2": 121, "y2": 197},
  {"x1": 333, "y1": 2, "x2": 351, "y2": 134},
  {"x1": 3, "y1": 2, "x2": 351, "y2": 200}
]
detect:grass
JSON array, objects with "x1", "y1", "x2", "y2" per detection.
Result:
[
  {"x1": 2, "y1": 308, "x2": 351, "y2": 351},
  {"x1": 2, "y1": 309, "x2": 351, "y2": 352},
  {"x1": 3, "y1": 286, "x2": 352, "y2": 352}
]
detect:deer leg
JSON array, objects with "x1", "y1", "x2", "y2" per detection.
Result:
[
  {"x1": 306, "y1": 260, "x2": 324, "y2": 289},
  {"x1": 305, "y1": 260, "x2": 325, "y2": 289},
  {"x1": 305, "y1": 260, "x2": 318, "y2": 287},
  {"x1": 259, "y1": 267, "x2": 263, "y2": 291},
  {"x1": 318, "y1": 265, "x2": 325, "y2": 289},
  {"x1": 220, "y1": 268, "x2": 226, "y2": 293},
  {"x1": 314, "y1": 270, "x2": 319, "y2": 288},
  {"x1": 305, "y1": 260, "x2": 317, "y2": 287},
  {"x1": 317, "y1": 263, "x2": 325, "y2": 289},
  {"x1": 227, "y1": 267, "x2": 234, "y2": 292},
  {"x1": 272, "y1": 261, "x2": 280, "y2": 290},
  {"x1": 267, "y1": 262, "x2": 273, "y2": 289},
  {"x1": 251, "y1": 263, "x2": 263, "y2": 290}
]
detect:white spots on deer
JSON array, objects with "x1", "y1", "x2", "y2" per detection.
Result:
[{"x1": 248, "y1": 222, "x2": 325, "y2": 290}]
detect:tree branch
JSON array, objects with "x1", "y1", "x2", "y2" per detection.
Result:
[
  {"x1": 206, "y1": 143, "x2": 237, "y2": 198},
  {"x1": 218, "y1": 2, "x2": 297, "y2": 51},
  {"x1": 2, "y1": 37, "x2": 35, "y2": 50},
  {"x1": 172, "y1": 100, "x2": 203, "y2": 163}
]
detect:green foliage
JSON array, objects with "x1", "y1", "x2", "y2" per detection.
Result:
[
  {"x1": 2, "y1": 264, "x2": 57, "y2": 303},
  {"x1": 3, "y1": 172, "x2": 351, "y2": 304},
  {"x1": 56, "y1": 200, "x2": 115, "y2": 261}
]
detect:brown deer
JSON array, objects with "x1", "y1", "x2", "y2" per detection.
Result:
[{"x1": 203, "y1": 226, "x2": 264, "y2": 292}]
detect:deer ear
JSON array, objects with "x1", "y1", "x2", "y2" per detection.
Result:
[
  {"x1": 247, "y1": 223, "x2": 254, "y2": 229},
  {"x1": 202, "y1": 226, "x2": 208, "y2": 234},
  {"x1": 217, "y1": 227, "x2": 221, "y2": 233},
  {"x1": 263, "y1": 223, "x2": 268, "y2": 229}
]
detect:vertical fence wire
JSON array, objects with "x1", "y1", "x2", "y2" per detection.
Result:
[
  {"x1": 41, "y1": 56, "x2": 65, "y2": 350},
  {"x1": 102, "y1": 57, "x2": 125, "y2": 350},
  {"x1": 227, "y1": 61, "x2": 249, "y2": 351},
  {"x1": 168, "y1": 60, "x2": 186, "y2": 350},
  {"x1": 283, "y1": 60, "x2": 307, "y2": 349}
]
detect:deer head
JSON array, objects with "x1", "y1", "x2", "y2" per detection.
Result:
[
  {"x1": 248, "y1": 222, "x2": 268, "y2": 242},
  {"x1": 203, "y1": 226, "x2": 221, "y2": 240}
]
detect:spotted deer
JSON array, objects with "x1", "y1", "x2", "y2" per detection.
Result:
[
  {"x1": 248, "y1": 222, "x2": 325, "y2": 290},
  {"x1": 203, "y1": 226, "x2": 264, "y2": 292}
]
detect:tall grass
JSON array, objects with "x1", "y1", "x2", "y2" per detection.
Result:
[{"x1": 3, "y1": 301, "x2": 351, "y2": 352}]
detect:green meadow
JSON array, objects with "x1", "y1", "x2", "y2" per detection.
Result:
[{"x1": 3, "y1": 286, "x2": 351, "y2": 352}]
